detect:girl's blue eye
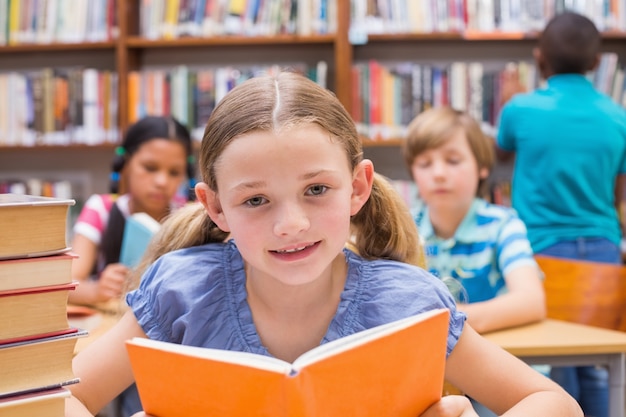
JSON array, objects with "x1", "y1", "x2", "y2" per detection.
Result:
[
  {"x1": 246, "y1": 196, "x2": 266, "y2": 207},
  {"x1": 307, "y1": 185, "x2": 327, "y2": 196}
]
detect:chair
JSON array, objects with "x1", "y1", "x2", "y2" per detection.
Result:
[{"x1": 535, "y1": 255, "x2": 626, "y2": 332}]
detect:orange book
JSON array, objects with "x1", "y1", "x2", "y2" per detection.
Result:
[
  {"x1": 127, "y1": 71, "x2": 141, "y2": 124},
  {"x1": 126, "y1": 308, "x2": 450, "y2": 417}
]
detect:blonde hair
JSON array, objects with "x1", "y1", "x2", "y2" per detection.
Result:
[
  {"x1": 128, "y1": 72, "x2": 424, "y2": 290},
  {"x1": 402, "y1": 107, "x2": 495, "y2": 196}
]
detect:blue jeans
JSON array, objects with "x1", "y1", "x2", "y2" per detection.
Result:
[
  {"x1": 119, "y1": 383, "x2": 142, "y2": 417},
  {"x1": 539, "y1": 237, "x2": 621, "y2": 417}
]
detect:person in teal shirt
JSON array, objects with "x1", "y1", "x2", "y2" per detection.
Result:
[{"x1": 497, "y1": 12, "x2": 626, "y2": 417}]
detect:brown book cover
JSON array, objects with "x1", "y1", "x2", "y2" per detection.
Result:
[
  {"x1": 0, "y1": 330, "x2": 87, "y2": 398},
  {"x1": 0, "y1": 387, "x2": 70, "y2": 417},
  {"x1": 127, "y1": 308, "x2": 449, "y2": 417},
  {"x1": 0, "y1": 194, "x2": 74, "y2": 260},
  {"x1": 0, "y1": 253, "x2": 76, "y2": 292},
  {"x1": 0, "y1": 282, "x2": 78, "y2": 343}
]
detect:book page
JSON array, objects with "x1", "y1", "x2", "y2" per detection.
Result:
[
  {"x1": 128, "y1": 337, "x2": 292, "y2": 374},
  {"x1": 293, "y1": 308, "x2": 448, "y2": 369}
]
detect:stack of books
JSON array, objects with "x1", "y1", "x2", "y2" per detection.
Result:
[{"x1": 0, "y1": 194, "x2": 87, "y2": 417}]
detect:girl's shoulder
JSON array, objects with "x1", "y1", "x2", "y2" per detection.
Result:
[
  {"x1": 341, "y1": 249, "x2": 465, "y2": 357},
  {"x1": 344, "y1": 249, "x2": 455, "y2": 308},
  {"x1": 126, "y1": 242, "x2": 244, "y2": 343}
]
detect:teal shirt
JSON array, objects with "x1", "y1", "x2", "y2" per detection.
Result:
[{"x1": 497, "y1": 74, "x2": 626, "y2": 252}]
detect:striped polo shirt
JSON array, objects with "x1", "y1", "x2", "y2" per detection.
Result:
[{"x1": 414, "y1": 198, "x2": 537, "y2": 303}]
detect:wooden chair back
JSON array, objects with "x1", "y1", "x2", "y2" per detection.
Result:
[{"x1": 535, "y1": 255, "x2": 626, "y2": 332}]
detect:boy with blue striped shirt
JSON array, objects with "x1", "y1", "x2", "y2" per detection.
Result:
[
  {"x1": 403, "y1": 107, "x2": 545, "y2": 335},
  {"x1": 404, "y1": 107, "x2": 547, "y2": 416}
]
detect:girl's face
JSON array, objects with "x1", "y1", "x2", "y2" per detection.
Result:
[
  {"x1": 410, "y1": 129, "x2": 487, "y2": 214},
  {"x1": 124, "y1": 138, "x2": 188, "y2": 218},
  {"x1": 197, "y1": 123, "x2": 372, "y2": 287}
]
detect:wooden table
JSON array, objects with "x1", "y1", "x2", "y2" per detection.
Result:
[
  {"x1": 485, "y1": 319, "x2": 626, "y2": 417},
  {"x1": 68, "y1": 300, "x2": 126, "y2": 355}
]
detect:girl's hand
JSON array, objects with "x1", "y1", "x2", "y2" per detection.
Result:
[
  {"x1": 95, "y1": 263, "x2": 129, "y2": 302},
  {"x1": 420, "y1": 395, "x2": 479, "y2": 417}
]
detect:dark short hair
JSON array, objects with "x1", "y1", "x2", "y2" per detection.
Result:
[{"x1": 539, "y1": 12, "x2": 600, "y2": 74}]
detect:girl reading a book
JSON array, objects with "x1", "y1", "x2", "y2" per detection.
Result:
[
  {"x1": 68, "y1": 116, "x2": 195, "y2": 307},
  {"x1": 66, "y1": 72, "x2": 581, "y2": 417}
]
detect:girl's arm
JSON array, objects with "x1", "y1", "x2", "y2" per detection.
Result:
[
  {"x1": 66, "y1": 311, "x2": 147, "y2": 416},
  {"x1": 441, "y1": 325, "x2": 582, "y2": 417},
  {"x1": 457, "y1": 263, "x2": 546, "y2": 333}
]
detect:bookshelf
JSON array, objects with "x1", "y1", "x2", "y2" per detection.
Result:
[{"x1": 1, "y1": 0, "x2": 625, "y2": 206}]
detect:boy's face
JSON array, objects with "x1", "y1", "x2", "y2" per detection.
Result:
[{"x1": 410, "y1": 130, "x2": 487, "y2": 215}]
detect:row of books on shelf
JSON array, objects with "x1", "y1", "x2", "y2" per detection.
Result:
[
  {"x1": 128, "y1": 62, "x2": 327, "y2": 141},
  {"x1": 0, "y1": 193, "x2": 85, "y2": 417},
  {"x1": 1, "y1": 0, "x2": 625, "y2": 48},
  {"x1": 0, "y1": 0, "x2": 118, "y2": 46},
  {"x1": 1, "y1": 56, "x2": 621, "y2": 147},
  {"x1": 350, "y1": 0, "x2": 626, "y2": 37},
  {"x1": 140, "y1": 0, "x2": 337, "y2": 39},
  {"x1": 490, "y1": 179, "x2": 512, "y2": 207},
  {"x1": 0, "y1": 67, "x2": 118, "y2": 147},
  {"x1": 0, "y1": 178, "x2": 73, "y2": 199},
  {"x1": 351, "y1": 60, "x2": 534, "y2": 140},
  {"x1": 352, "y1": 54, "x2": 625, "y2": 141}
]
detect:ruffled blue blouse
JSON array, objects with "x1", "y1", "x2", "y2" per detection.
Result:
[{"x1": 127, "y1": 240, "x2": 465, "y2": 358}]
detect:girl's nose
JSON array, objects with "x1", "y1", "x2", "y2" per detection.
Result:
[
  {"x1": 154, "y1": 171, "x2": 169, "y2": 186},
  {"x1": 273, "y1": 202, "x2": 310, "y2": 236}
]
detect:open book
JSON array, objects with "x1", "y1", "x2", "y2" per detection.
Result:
[
  {"x1": 120, "y1": 212, "x2": 160, "y2": 267},
  {"x1": 126, "y1": 308, "x2": 450, "y2": 417}
]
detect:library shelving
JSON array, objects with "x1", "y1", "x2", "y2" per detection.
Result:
[{"x1": 1, "y1": 0, "x2": 625, "y2": 203}]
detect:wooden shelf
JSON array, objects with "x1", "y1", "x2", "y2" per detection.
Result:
[
  {"x1": 0, "y1": 144, "x2": 117, "y2": 151},
  {"x1": 361, "y1": 138, "x2": 404, "y2": 147},
  {"x1": 125, "y1": 34, "x2": 336, "y2": 48},
  {"x1": 0, "y1": 42, "x2": 117, "y2": 53}
]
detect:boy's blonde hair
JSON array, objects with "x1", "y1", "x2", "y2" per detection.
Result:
[
  {"x1": 128, "y1": 72, "x2": 425, "y2": 290},
  {"x1": 402, "y1": 107, "x2": 495, "y2": 197}
]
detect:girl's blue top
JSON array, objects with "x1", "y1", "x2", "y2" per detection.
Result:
[{"x1": 127, "y1": 240, "x2": 466, "y2": 358}]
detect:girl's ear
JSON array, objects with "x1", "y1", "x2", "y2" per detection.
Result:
[
  {"x1": 350, "y1": 160, "x2": 374, "y2": 216},
  {"x1": 479, "y1": 167, "x2": 490, "y2": 180},
  {"x1": 195, "y1": 182, "x2": 230, "y2": 232}
]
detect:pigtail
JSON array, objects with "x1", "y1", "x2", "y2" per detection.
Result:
[
  {"x1": 125, "y1": 203, "x2": 228, "y2": 291},
  {"x1": 186, "y1": 155, "x2": 197, "y2": 201},
  {"x1": 109, "y1": 146, "x2": 126, "y2": 194},
  {"x1": 350, "y1": 173, "x2": 425, "y2": 268}
]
